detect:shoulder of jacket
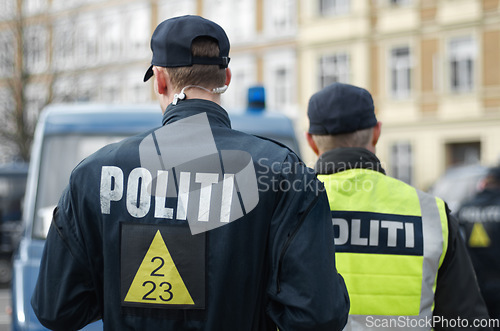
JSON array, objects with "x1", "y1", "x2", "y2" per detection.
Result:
[{"x1": 252, "y1": 134, "x2": 303, "y2": 161}]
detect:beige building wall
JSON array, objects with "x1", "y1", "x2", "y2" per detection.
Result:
[
  {"x1": 3, "y1": 0, "x2": 500, "y2": 185},
  {"x1": 299, "y1": 0, "x2": 500, "y2": 190},
  {"x1": 297, "y1": 0, "x2": 372, "y2": 167}
]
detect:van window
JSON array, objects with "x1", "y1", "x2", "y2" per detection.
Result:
[{"x1": 32, "y1": 134, "x2": 125, "y2": 239}]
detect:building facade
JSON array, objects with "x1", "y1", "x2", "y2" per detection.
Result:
[
  {"x1": 0, "y1": 0, "x2": 299, "y2": 162},
  {"x1": 299, "y1": 0, "x2": 500, "y2": 190},
  {"x1": 1, "y1": 0, "x2": 500, "y2": 190}
]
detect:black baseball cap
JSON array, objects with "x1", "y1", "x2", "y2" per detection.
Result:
[
  {"x1": 143, "y1": 15, "x2": 230, "y2": 82},
  {"x1": 308, "y1": 82, "x2": 377, "y2": 135}
]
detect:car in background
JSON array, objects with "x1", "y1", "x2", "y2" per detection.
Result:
[
  {"x1": 428, "y1": 164, "x2": 488, "y2": 214},
  {"x1": 0, "y1": 163, "x2": 28, "y2": 286},
  {"x1": 11, "y1": 102, "x2": 300, "y2": 330}
]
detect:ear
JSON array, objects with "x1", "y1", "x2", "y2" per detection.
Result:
[
  {"x1": 371, "y1": 121, "x2": 382, "y2": 147},
  {"x1": 224, "y1": 67, "x2": 232, "y2": 87},
  {"x1": 153, "y1": 66, "x2": 167, "y2": 95},
  {"x1": 306, "y1": 132, "x2": 320, "y2": 156}
]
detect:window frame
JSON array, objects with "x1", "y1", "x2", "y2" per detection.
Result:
[
  {"x1": 318, "y1": 52, "x2": 350, "y2": 89},
  {"x1": 448, "y1": 36, "x2": 476, "y2": 94},
  {"x1": 389, "y1": 46, "x2": 412, "y2": 98},
  {"x1": 390, "y1": 141, "x2": 413, "y2": 185},
  {"x1": 318, "y1": 0, "x2": 350, "y2": 17}
]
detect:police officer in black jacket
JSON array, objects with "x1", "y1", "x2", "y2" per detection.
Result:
[
  {"x1": 458, "y1": 166, "x2": 500, "y2": 328},
  {"x1": 31, "y1": 15, "x2": 349, "y2": 331}
]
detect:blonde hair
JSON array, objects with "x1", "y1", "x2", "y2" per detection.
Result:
[
  {"x1": 312, "y1": 127, "x2": 374, "y2": 152},
  {"x1": 166, "y1": 37, "x2": 226, "y2": 91}
]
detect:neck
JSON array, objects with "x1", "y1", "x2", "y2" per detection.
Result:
[{"x1": 170, "y1": 85, "x2": 222, "y2": 106}]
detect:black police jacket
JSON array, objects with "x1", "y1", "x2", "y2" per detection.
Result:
[
  {"x1": 458, "y1": 188, "x2": 500, "y2": 319},
  {"x1": 31, "y1": 99, "x2": 349, "y2": 331}
]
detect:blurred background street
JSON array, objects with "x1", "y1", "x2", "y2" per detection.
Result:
[
  {"x1": 1, "y1": 0, "x2": 500, "y2": 330},
  {"x1": 2, "y1": 0, "x2": 500, "y2": 187}
]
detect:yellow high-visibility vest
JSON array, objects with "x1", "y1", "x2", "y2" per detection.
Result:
[{"x1": 318, "y1": 168, "x2": 448, "y2": 329}]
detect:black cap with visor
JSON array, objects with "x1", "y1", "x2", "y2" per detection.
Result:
[{"x1": 143, "y1": 15, "x2": 230, "y2": 82}]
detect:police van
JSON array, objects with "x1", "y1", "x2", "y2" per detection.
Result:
[{"x1": 11, "y1": 102, "x2": 299, "y2": 330}]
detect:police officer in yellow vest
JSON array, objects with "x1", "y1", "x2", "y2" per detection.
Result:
[{"x1": 306, "y1": 82, "x2": 492, "y2": 330}]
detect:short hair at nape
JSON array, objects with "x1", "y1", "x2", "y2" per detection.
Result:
[
  {"x1": 312, "y1": 127, "x2": 373, "y2": 151},
  {"x1": 166, "y1": 36, "x2": 226, "y2": 91}
]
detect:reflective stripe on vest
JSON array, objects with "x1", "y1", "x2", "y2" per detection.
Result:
[{"x1": 318, "y1": 169, "x2": 448, "y2": 330}]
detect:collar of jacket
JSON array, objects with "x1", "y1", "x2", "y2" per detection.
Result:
[
  {"x1": 314, "y1": 147, "x2": 386, "y2": 175},
  {"x1": 162, "y1": 99, "x2": 232, "y2": 128}
]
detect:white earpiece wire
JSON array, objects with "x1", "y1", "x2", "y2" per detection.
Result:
[{"x1": 172, "y1": 84, "x2": 228, "y2": 105}]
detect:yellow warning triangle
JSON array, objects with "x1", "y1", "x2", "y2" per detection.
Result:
[
  {"x1": 469, "y1": 223, "x2": 491, "y2": 248},
  {"x1": 125, "y1": 230, "x2": 195, "y2": 305}
]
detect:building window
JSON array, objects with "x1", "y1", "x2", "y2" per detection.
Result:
[
  {"x1": 75, "y1": 16, "x2": 98, "y2": 67},
  {"x1": 319, "y1": 0, "x2": 350, "y2": 16},
  {"x1": 319, "y1": 53, "x2": 350, "y2": 88},
  {"x1": 124, "y1": 4, "x2": 150, "y2": 60},
  {"x1": 0, "y1": 88, "x2": 13, "y2": 115},
  {"x1": 274, "y1": 68, "x2": 289, "y2": 106},
  {"x1": 390, "y1": 46, "x2": 411, "y2": 98},
  {"x1": 23, "y1": 25, "x2": 47, "y2": 73},
  {"x1": 265, "y1": 0, "x2": 296, "y2": 34},
  {"x1": 227, "y1": 71, "x2": 249, "y2": 110},
  {"x1": 76, "y1": 75, "x2": 96, "y2": 102},
  {"x1": 391, "y1": 142, "x2": 413, "y2": 185},
  {"x1": 25, "y1": 83, "x2": 46, "y2": 127},
  {"x1": 204, "y1": 0, "x2": 255, "y2": 41},
  {"x1": 446, "y1": 142, "x2": 480, "y2": 167},
  {"x1": 102, "y1": 75, "x2": 121, "y2": 103},
  {"x1": 269, "y1": 66, "x2": 295, "y2": 114},
  {"x1": 23, "y1": 0, "x2": 46, "y2": 15},
  {"x1": 100, "y1": 9, "x2": 122, "y2": 63},
  {"x1": 0, "y1": 33, "x2": 14, "y2": 77},
  {"x1": 54, "y1": 77, "x2": 76, "y2": 102},
  {"x1": 263, "y1": 49, "x2": 296, "y2": 116},
  {"x1": 389, "y1": 0, "x2": 411, "y2": 6},
  {"x1": 220, "y1": 54, "x2": 257, "y2": 111},
  {"x1": 158, "y1": 0, "x2": 196, "y2": 20},
  {"x1": 126, "y1": 69, "x2": 149, "y2": 103},
  {"x1": 0, "y1": 0, "x2": 15, "y2": 20},
  {"x1": 53, "y1": 20, "x2": 75, "y2": 69},
  {"x1": 449, "y1": 37, "x2": 476, "y2": 93}
]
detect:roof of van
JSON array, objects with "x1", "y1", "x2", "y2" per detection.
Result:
[
  {"x1": 230, "y1": 110, "x2": 296, "y2": 138},
  {"x1": 41, "y1": 103, "x2": 162, "y2": 135},
  {"x1": 40, "y1": 103, "x2": 297, "y2": 138}
]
